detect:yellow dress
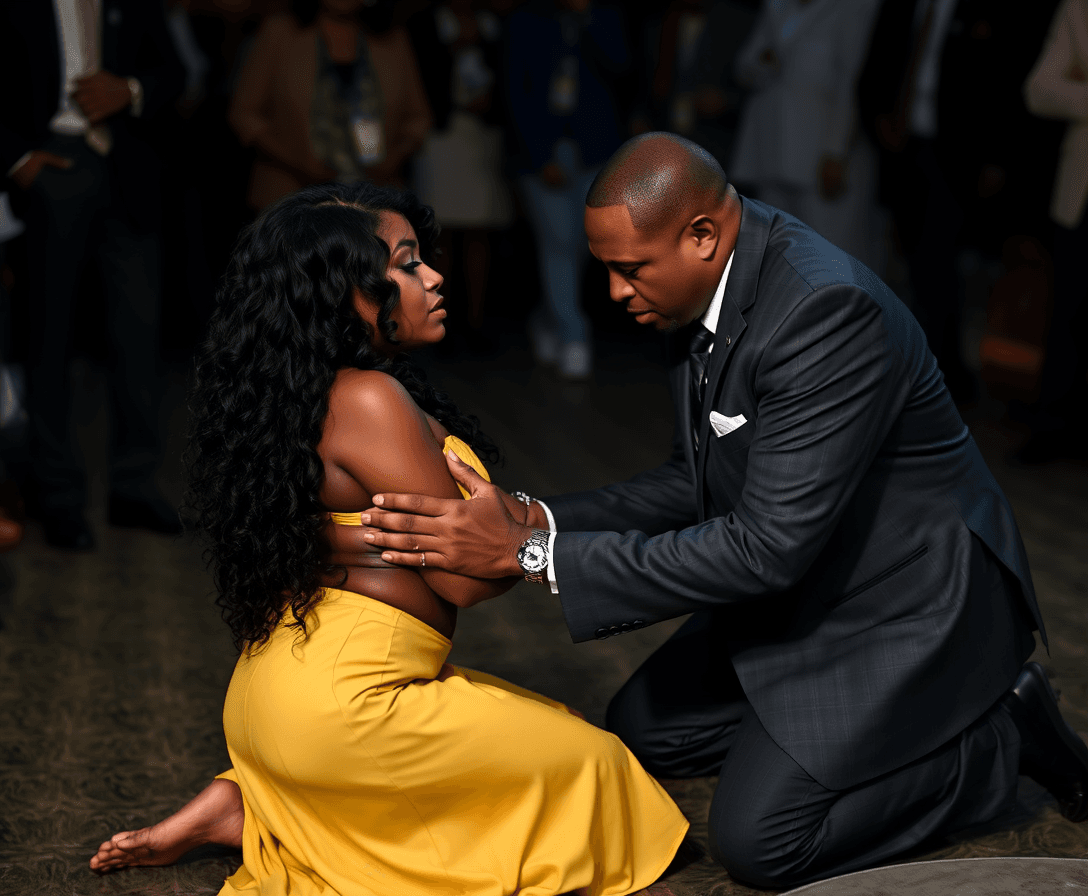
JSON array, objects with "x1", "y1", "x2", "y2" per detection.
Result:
[{"x1": 215, "y1": 435, "x2": 688, "y2": 896}]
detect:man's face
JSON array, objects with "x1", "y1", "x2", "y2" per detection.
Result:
[{"x1": 585, "y1": 204, "x2": 713, "y2": 333}]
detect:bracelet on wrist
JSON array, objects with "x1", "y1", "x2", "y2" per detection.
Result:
[{"x1": 512, "y1": 490, "x2": 534, "y2": 527}]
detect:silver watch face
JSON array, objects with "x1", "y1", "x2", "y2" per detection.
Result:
[{"x1": 518, "y1": 539, "x2": 548, "y2": 573}]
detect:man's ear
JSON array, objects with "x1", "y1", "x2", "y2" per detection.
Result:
[{"x1": 687, "y1": 214, "x2": 720, "y2": 260}]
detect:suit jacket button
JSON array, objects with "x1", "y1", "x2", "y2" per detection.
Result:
[
  {"x1": 632, "y1": 620, "x2": 645, "y2": 629},
  {"x1": 595, "y1": 627, "x2": 610, "y2": 640},
  {"x1": 609, "y1": 625, "x2": 620, "y2": 635},
  {"x1": 620, "y1": 622, "x2": 632, "y2": 633}
]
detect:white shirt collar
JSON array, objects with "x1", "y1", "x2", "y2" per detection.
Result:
[{"x1": 699, "y1": 251, "x2": 734, "y2": 337}]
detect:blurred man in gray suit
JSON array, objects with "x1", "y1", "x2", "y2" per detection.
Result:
[{"x1": 344, "y1": 133, "x2": 1088, "y2": 888}]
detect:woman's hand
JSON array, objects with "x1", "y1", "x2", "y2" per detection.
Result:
[{"x1": 320, "y1": 518, "x2": 399, "y2": 572}]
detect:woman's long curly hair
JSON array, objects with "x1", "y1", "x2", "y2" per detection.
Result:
[{"x1": 185, "y1": 181, "x2": 498, "y2": 653}]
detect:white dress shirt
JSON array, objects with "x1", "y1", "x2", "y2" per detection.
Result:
[
  {"x1": 51, "y1": 0, "x2": 101, "y2": 136},
  {"x1": 536, "y1": 252, "x2": 735, "y2": 595}
]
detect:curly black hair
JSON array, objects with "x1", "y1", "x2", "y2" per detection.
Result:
[{"x1": 185, "y1": 181, "x2": 499, "y2": 653}]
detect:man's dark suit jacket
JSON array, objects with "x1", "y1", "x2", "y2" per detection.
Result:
[
  {"x1": 0, "y1": 0, "x2": 183, "y2": 227},
  {"x1": 546, "y1": 199, "x2": 1044, "y2": 791}
]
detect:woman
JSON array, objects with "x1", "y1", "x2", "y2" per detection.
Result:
[
  {"x1": 229, "y1": 0, "x2": 432, "y2": 211},
  {"x1": 88, "y1": 182, "x2": 688, "y2": 895}
]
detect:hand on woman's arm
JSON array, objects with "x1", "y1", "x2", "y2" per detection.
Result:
[{"x1": 323, "y1": 371, "x2": 520, "y2": 607}]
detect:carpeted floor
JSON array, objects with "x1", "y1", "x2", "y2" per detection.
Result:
[{"x1": 0, "y1": 340, "x2": 1085, "y2": 896}]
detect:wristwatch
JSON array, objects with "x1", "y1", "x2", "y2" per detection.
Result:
[{"x1": 516, "y1": 528, "x2": 550, "y2": 585}]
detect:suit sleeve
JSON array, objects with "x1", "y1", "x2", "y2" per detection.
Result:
[{"x1": 555, "y1": 283, "x2": 912, "y2": 642}]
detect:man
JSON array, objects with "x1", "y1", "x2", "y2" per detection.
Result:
[
  {"x1": 857, "y1": 0, "x2": 1061, "y2": 404},
  {"x1": 0, "y1": 0, "x2": 184, "y2": 549},
  {"x1": 341, "y1": 133, "x2": 1088, "y2": 888}
]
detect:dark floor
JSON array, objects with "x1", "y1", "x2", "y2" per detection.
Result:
[{"x1": 0, "y1": 332, "x2": 1086, "y2": 896}]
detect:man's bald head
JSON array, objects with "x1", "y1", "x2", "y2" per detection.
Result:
[{"x1": 586, "y1": 133, "x2": 728, "y2": 234}]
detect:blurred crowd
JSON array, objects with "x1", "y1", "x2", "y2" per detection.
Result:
[{"x1": 0, "y1": 0, "x2": 1085, "y2": 552}]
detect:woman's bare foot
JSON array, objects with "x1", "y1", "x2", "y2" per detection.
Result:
[{"x1": 90, "y1": 778, "x2": 245, "y2": 873}]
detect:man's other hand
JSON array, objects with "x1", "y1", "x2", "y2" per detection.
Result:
[
  {"x1": 359, "y1": 450, "x2": 530, "y2": 578},
  {"x1": 73, "y1": 71, "x2": 132, "y2": 124},
  {"x1": 11, "y1": 151, "x2": 73, "y2": 190}
]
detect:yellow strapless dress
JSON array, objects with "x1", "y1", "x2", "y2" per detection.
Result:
[{"x1": 214, "y1": 435, "x2": 688, "y2": 896}]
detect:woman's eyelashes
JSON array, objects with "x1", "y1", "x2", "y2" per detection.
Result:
[{"x1": 401, "y1": 260, "x2": 423, "y2": 274}]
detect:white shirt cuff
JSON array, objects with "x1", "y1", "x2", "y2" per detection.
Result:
[
  {"x1": 535, "y1": 499, "x2": 560, "y2": 595},
  {"x1": 537, "y1": 499, "x2": 557, "y2": 533},
  {"x1": 545, "y1": 530, "x2": 558, "y2": 594}
]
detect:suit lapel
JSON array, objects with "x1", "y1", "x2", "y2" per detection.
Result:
[
  {"x1": 695, "y1": 296, "x2": 745, "y2": 520},
  {"x1": 695, "y1": 197, "x2": 773, "y2": 520}
]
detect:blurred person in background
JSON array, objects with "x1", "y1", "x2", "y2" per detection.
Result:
[
  {"x1": 731, "y1": 0, "x2": 884, "y2": 271},
  {"x1": 1019, "y1": 0, "x2": 1088, "y2": 463},
  {"x1": 859, "y1": 0, "x2": 1060, "y2": 405},
  {"x1": 0, "y1": 0, "x2": 185, "y2": 550},
  {"x1": 228, "y1": 0, "x2": 432, "y2": 212},
  {"x1": 409, "y1": 0, "x2": 513, "y2": 354},
  {"x1": 505, "y1": 0, "x2": 630, "y2": 380},
  {"x1": 640, "y1": 0, "x2": 758, "y2": 172}
]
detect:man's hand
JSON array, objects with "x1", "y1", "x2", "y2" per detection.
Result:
[
  {"x1": 358, "y1": 450, "x2": 531, "y2": 578},
  {"x1": 73, "y1": 71, "x2": 132, "y2": 124},
  {"x1": 10, "y1": 151, "x2": 73, "y2": 190}
]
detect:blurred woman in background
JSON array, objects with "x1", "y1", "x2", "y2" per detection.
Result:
[{"x1": 229, "y1": 0, "x2": 432, "y2": 211}]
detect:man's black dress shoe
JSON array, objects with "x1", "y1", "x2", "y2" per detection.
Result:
[
  {"x1": 1003, "y1": 662, "x2": 1088, "y2": 822},
  {"x1": 41, "y1": 508, "x2": 95, "y2": 551},
  {"x1": 107, "y1": 493, "x2": 183, "y2": 536}
]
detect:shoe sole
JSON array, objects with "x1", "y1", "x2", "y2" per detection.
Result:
[{"x1": 1012, "y1": 662, "x2": 1088, "y2": 822}]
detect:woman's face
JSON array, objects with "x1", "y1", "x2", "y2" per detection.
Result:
[{"x1": 354, "y1": 211, "x2": 447, "y2": 353}]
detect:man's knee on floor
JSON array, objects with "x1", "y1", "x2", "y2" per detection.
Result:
[{"x1": 708, "y1": 807, "x2": 815, "y2": 890}]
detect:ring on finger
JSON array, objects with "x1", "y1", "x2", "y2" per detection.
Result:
[{"x1": 420, "y1": 552, "x2": 426, "y2": 568}]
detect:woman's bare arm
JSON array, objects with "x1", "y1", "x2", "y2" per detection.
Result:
[{"x1": 322, "y1": 370, "x2": 517, "y2": 608}]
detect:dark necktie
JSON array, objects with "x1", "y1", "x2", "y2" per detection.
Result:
[{"x1": 688, "y1": 323, "x2": 714, "y2": 447}]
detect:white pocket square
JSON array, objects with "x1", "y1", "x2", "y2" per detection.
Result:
[{"x1": 709, "y1": 411, "x2": 747, "y2": 437}]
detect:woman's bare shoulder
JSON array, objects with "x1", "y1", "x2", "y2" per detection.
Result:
[
  {"x1": 325, "y1": 369, "x2": 430, "y2": 451},
  {"x1": 329, "y1": 367, "x2": 415, "y2": 418}
]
